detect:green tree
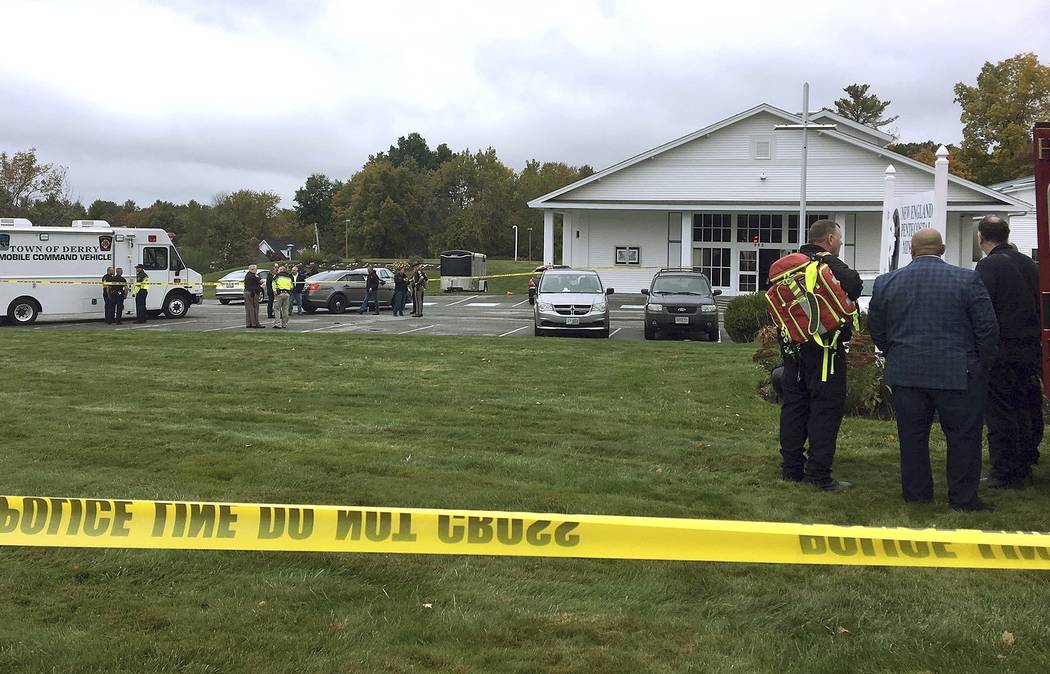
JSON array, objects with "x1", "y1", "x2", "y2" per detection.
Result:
[
  {"x1": 332, "y1": 159, "x2": 427, "y2": 257},
  {"x1": 831, "y1": 84, "x2": 899, "y2": 129},
  {"x1": 0, "y1": 148, "x2": 67, "y2": 214},
  {"x1": 293, "y1": 174, "x2": 342, "y2": 252},
  {"x1": 371, "y1": 133, "x2": 455, "y2": 171},
  {"x1": 954, "y1": 52, "x2": 1050, "y2": 184},
  {"x1": 211, "y1": 190, "x2": 282, "y2": 269}
]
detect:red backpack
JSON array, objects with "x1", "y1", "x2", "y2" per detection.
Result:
[{"x1": 765, "y1": 252, "x2": 859, "y2": 379}]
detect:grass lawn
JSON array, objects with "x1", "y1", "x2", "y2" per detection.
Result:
[{"x1": 2, "y1": 331, "x2": 1049, "y2": 672}]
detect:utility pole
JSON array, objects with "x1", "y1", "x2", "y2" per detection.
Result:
[
  {"x1": 774, "y1": 82, "x2": 835, "y2": 245},
  {"x1": 512, "y1": 225, "x2": 518, "y2": 261},
  {"x1": 344, "y1": 219, "x2": 351, "y2": 259},
  {"x1": 527, "y1": 227, "x2": 533, "y2": 261}
]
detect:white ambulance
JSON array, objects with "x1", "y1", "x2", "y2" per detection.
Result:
[{"x1": 0, "y1": 218, "x2": 204, "y2": 325}]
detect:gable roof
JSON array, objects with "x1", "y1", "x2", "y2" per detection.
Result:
[
  {"x1": 528, "y1": 104, "x2": 1030, "y2": 210},
  {"x1": 809, "y1": 109, "x2": 894, "y2": 145},
  {"x1": 989, "y1": 175, "x2": 1035, "y2": 194}
]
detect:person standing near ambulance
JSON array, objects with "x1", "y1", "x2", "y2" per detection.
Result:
[
  {"x1": 271, "y1": 265, "x2": 294, "y2": 329},
  {"x1": 132, "y1": 264, "x2": 150, "y2": 323},
  {"x1": 778, "y1": 220, "x2": 863, "y2": 491},
  {"x1": 112, "y1": 267, "x2": 128, "y2": 324},
  {"x1": 102, "y1": 267, "x2": 117, "y2": 324}
]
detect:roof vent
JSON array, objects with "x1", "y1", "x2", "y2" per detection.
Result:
[
  {"x1": 0, "y1": 217, "x2": 33, "y2": 227},
  {"x1": 71, "y1": 220, "x2": 112, "y2": 228}
]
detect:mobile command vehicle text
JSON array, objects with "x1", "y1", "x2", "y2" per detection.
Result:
[{"x1": 0, "y1": 218, "x2": 204, "y2": 325}]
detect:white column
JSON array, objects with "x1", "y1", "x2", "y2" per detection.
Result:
[
  {"x1": 543, "y1": 210, "x2": 554, "y2": 266},
  {"x1": 681, "y1": 213, "x2": 692, "y2": 267},
  {"x1": 879, "y1": 165, "x2": 896, "y2": 275},
  {"x1": 562, "y1": 212, "x2": 573, "y2": 266},
  {"x1": 933, "y1": 145, "x2": 949, "y2": 236}
]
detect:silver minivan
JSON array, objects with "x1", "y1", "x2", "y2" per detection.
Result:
[{"x1": 533, "y1": 269, "x2": 613, "y2": 338}]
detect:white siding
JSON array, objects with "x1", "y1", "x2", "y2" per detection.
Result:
[
  {"x1": 1008, "y1": 186, "x2": 1038, "y2": 259},
  {"x1": 853, "y1": 212, "x2": 882, "y2": 274},
  {"x1": 583, "y1": 210, "x2": 669, "y2": 292},
  {"x1": 559, "y1": 112, "x2": 995, "y2": 205}
]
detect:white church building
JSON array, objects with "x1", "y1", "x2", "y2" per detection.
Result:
[{"x1": 528, "y1": 104, "x2": 1032, "y2": 295}]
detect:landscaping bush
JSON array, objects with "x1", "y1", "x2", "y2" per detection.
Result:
[
  {"x1": 723, "y1": 292, "x2": 771, "y2": 343},
  {"x1": 751, "y1": 318, "x2": 893, "y2": 419}
]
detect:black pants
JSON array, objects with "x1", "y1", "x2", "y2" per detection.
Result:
[
  {"x1": 103, "y1": 294, "x2": 116, "y2": 322},
  {"x1": 135, "y1": 290, "x2": 148, "y2": 322},
  {"x1": 113, "y1": 297, "x2": 125, "y2": 323},
  {"x1": 267, "y1": 294, "x2": 274, "y2": 318},
  {"x1": 987, "y1": 359, "x2": 1044, "y2": 482},
  {"x1": 892, "y1": 374, "x2": 985, "y2": 508},
  {"x1": 779, "y1": 343, "x2": 847, "y2": 484}
]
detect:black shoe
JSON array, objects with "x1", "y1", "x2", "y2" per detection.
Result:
[
  {"x1": 952, "y1": 500, "x2": 995, "y2": 512},
  {"x1": 808, "y1": 479, "x2": 852, "y2": 492},
  {"x1": 981, "y1": 476, "x2": 1025, "y2": 490}
]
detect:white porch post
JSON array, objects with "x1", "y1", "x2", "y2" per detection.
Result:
[
  {"x1": 879, "y1": 165, "x2": 896, "y2": 275},
  {"x1": 543, "y1": 210, "x2": 554, "y2": 266},
  {"x1": 681, "y1": 214, "x2": 692, "y2": 267},
  {"x1": 933, "y1": 145, "x2": 949, "y2": 235},
  {"x1": 562, "y1": 212, "x2": 573, "y2": 266}
]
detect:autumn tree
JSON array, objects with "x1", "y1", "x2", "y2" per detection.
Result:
[
  {"x1": 831, "y1": 84, "x2": 898, "y2": 129},
  {"x1": 954, "y1": 52, "x2": 1050, "y2": 184},
  {"x1": 0, "y1": 148, "x2": 68, "y2": 215},
  {"x1": 886, "y1": 141, "x2": 975, "y2": 181}
]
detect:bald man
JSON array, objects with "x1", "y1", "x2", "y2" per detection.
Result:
[{"x1": 869, "y1": 228, "x2": 999, "y2": 512}]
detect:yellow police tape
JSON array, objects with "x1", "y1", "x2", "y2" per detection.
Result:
[{"x1": 1, "y1": 495, "x2": 1048, "y2": 570}]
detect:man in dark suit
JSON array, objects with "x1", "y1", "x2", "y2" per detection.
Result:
[
  {"x1": 975, "y1": 215, "x2": 1043, "y2": 488},
  {"x1": 869, "y1": 228, "x2": 999, "y2": 511},
  {"x1": 778, "y1": 219, "x2": 863, "y2": 491}
]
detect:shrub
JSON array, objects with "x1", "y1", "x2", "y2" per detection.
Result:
[
  {"x1": 751, "y1": 316, "x2": 893, "y2": 419},
  {"x1": 724, "y1": 293, "x2": 771, "y2": 343}
]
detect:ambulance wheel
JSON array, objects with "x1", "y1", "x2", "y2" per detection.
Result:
[
  {"x1": 644, "y1": 325, "x2": 655, "y2": 340},
  {"x1": 7, "y1": 297, "x2": 40, "y2": 325},
  {"x1": 163, "y1": 292, "x2": 191, "y2": 319},
  {"x1": 303, "y1": 305, "x2": 318, "y2": 314}
]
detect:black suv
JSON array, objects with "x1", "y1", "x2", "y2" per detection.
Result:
[{"x1": 640, "y1": 268, "x2": 722, "y2": 341}]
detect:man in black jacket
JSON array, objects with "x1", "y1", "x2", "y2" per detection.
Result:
[
  {"x1": 102, "y1": 267, "x2": 116, "y2": 323},
  {"x1": 361, "y1": 265, "x2": 384, "y2": 315},
  {"x1": 975, "y1": 215, "x2": 1043, "y2": 488},
  {"x1": 778, "y1": 219, "x2": 863, "y2": 491}
]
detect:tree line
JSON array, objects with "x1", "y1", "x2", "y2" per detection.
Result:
[{"x1": 2, "y1": 52, "x2": 1046, "y2": 271}]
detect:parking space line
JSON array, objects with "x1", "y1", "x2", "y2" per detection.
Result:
[
  {"x1": 498, "y1": 325, "x2": 529, "y2": 337},
  {"x1": 511, "y1": 299, "x2": 529, "y2": 308},
  {"x1": 203, "y1": 325, "x2": 246, "y2": 332},
  {"x1": 619, "y1": 304, "x2": 645, "y2": 310},
  {"x1": 610, "y1": 327, "x2": 622, "y2": 337},
  {"x1": 397, "y1": 324, "x2": 435, "y2": 335},
  {"x1": 466, "y1": 302, "x2": 501, "y2": 307},
  {"x1": 445, "y1": 295, "x2": 479, "y2": 307}
]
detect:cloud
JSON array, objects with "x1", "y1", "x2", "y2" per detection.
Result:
[{"x1": 1, "y1": 0, "x2": 1048, "y2": 206}]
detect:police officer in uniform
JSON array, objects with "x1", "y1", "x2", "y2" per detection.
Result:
[
  {"x1": 271, "y1": 265, "x2": 295, "y2": 328},
  {"x1": 975, "y1": 215, "x2": 1043, "y2": 488},
  {"x1": 778, "y1": 220, "x2": 863, "y2": 491},
  {"x1": 132, "y1": 264, "x2": 150, "y2": 323},
  {"x1": 112, "y1": 267, "x2": 128, "y2": 324},
  {"x1": 410, "y1": 265, "x2": 428, "y2": 317},
  {"x1": 102, "y1": 267, "x2": 116, "y2": 323}
]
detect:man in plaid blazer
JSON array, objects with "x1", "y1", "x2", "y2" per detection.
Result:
[{"x1": 869, "y1": 228, "x2": 999, "y2": 511}]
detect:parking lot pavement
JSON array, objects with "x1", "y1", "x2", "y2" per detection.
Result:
[{"x1": 9, "y1": 294, "x2": 728, "y2": 342}]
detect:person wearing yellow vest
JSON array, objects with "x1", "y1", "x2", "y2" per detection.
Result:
[
  {"x1": 132, "y1": 264, "x2": 150, "y2": 323},
  {"x1": 271, "y1": 265, "x2": 295, "y2": 329}
]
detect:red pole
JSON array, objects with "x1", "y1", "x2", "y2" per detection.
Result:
[{"x1": 1033, "y1": 123, "x2": 1050, "y2": 393}]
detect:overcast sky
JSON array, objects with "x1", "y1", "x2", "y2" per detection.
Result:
[{"x1": 2, "y1": 0, "x2": 1047, "y2": 208}]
